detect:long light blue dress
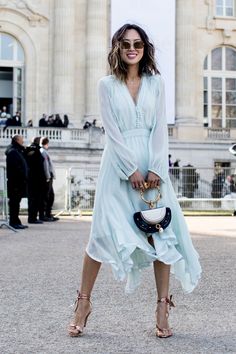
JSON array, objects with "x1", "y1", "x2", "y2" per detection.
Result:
[{"x1": 86, "y1": 74, "x2": 202, "y2": 293}]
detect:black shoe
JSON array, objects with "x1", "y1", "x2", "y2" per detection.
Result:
[
  {"x1": 40, "y1": 217, "x2": 54, "y2": 222},
  {"x1": 233, "y1": 211, "x2": 236, "y2": 216},
  {"x1": 51, "y1": 216, "x2": 59, "y2": 221},
  {"x1": 28, "y1": 220, "x2": 43, "y2": 224},
  {"x1": 9, "y1": 223, "x2": 20, "y2": 229},
  {"x1": 10, "y1": 224, "x2": 28, "y2": 230}
]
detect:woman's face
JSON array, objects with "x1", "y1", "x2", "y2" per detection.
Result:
[{"x1": 120, "y1": 29, "x2": 144, "y2": 67}]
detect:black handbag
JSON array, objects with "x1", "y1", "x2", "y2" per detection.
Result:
[{"x1": 133, "y1": 185, "x2": 172, "y2": 234}]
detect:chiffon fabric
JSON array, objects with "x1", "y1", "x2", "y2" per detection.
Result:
[{"x1": 86, "y1": 74, "x2": 201, "y2": 293}]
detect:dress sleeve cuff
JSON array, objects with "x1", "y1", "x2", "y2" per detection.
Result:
[
  {"x1": 148, "y1": 168, "x2": 168, "y2": 183},
  {"x1": 127, "y1": 167, "x2": 138, "y2": 179}
]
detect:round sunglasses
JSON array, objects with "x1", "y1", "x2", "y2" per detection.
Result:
[{"x1": 119, "y1": 40, "x2": 144, "y2": 50}]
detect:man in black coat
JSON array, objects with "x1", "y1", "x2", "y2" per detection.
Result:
[
  {"x1": 38, "y1": 114, "x2": 48, "y2": 127},
  {"x1": 5, "y1": 135, "x2": 28, "y2": 229},
  {"x1": 25, "y1": 137, "x2": 45, "y2": 224}
]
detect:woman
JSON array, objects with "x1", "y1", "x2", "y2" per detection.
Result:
[{"x1": 68, "y1": 24, "x2": 201, "y2": 338}]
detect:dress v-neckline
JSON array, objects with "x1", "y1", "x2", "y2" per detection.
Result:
[{"x1": 123, "y1": 75, "x2": 144, "y2": 107}]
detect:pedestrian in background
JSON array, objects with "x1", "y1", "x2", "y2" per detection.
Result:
[
  {"x1": 39, "y1": 137, "x2": 58, "y2": 222},
  {"x1": 230, "y1": 174, "x2": 236, "y2": 216},
  {"x1": 173, "y1": 158, "x2": 181, "y2": 179},
  {"x1": 63, "y1": 114, "x2": 69, "y2": 127},
  {"x1": 54, "y1": 114, "x2": 64, "y2": 127},
  {"x1": 1, "y1": 106, "x2": 11, "y2": 129},
  {"x1": 5, "y1": 135, "x2": 28, "y2": 229},
  {"x1": 26, "y1": 119, "x2": 33, "y2": 127},
  {"x1": 11, "y1": 111, "x2": 22, "y2": 126},
  {"x1": 3, "y1": 111, "x2": 22, "y2": 131},
  {"x1": 211, "y1": 169, "x2": 224, "y2": 198},
  {"x1": 168, "y1": 154, "x2": 172, "y2": 168},
  {"x1": 182, "y1": 164, "x2": 199, "y2": 198},
  {"x1": 39, "y1": 113, "x2": 48, "y2": 127},
  {"x1": 68, "y1": 24, "x2": 201, "y2": 339},
  {"x1": 25, "y1": 137, "x2": 45, "y2": 224}
]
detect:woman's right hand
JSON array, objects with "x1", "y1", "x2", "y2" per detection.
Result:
[{"x1": 129, "y1": 170, "x2": 146, "y2": 190}]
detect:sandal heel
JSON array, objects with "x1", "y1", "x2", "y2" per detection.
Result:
[
  {"x1": 68, "y1": 291, "x2": 92, "y2": 337},
  {"x1": 156, "y1": 295, "x2": 175, "y2": 338}
]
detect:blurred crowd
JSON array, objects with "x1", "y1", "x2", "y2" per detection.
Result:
[
  {"x1": 0, "y1": 107, "x2": 22, "y2": 130},
  {"x1": 38, "y1": 113, "x2": 69, "y2": 128},
  {"x1": 83, "y1": 118, "x2": 105, "y2": 133},
  {"x1": 0, "y1": 106, "x2": 70, "y2": 129}
]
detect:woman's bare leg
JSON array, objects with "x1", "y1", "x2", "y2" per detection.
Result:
[
  {"x1": 80, "y1": 252, "x2": 101, "y2": 294},
  {"x1": 153, "y1": 260, "x2": 170, "y2": 298},
  {"x1": 153, "y1": 260, "x2": 171, "y2": 330},
  {"x1": 71, "y1": 252, "x2": 101, "y2": 329}
]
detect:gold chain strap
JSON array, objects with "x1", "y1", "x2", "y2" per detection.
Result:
[{"x1": 140, "y1": 183, "x2": 161, "y2": 209}]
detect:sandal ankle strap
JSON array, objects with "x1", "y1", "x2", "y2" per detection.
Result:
[
  {"x1": 77, "y1": 290, "x2": 91, "y2": 301},
  {"x1": 74, "y1": 291, "x2": 91, "y2": 312},
  {"x1": 157, "y1": 295, "x2": 175, "y2": 308}
]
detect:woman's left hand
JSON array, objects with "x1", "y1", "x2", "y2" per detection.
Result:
[{"x1": 146, "y1": 171, "x2": 160, "y2": 189}]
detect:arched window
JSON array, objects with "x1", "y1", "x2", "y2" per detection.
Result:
[
  {"x1": 203, "y1": 46, "x2": 236, "y2": 128},
  {"x1": 0, "y1": 33, "x2": 25, "y2": 119}
]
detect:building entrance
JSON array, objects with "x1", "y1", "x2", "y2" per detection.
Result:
[
  {"x1": 0, "y1": 33, "x2": 24, "y2": 122},
  {"x1": 0, "y1": 67, "x2": 13, "y2": 116}
]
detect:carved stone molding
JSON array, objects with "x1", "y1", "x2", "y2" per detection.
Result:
[
  {"x1": 0, "y1": 0, "x2": 48, "y2": 26},
  {"x1": 206, "y1": 16, "x2": 216, "y2": 33},
  {"x1": 204, "y1": 0, "x2": 215, "y2": 33},
  {"x1": 222, "y1": 28, "x2": 233, "y2": 44},
  {"x1": 204, "y1": 0, "x2": 213, "y2": 7}
]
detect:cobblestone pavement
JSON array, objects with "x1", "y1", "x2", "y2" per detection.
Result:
[{"x1": 0, "y1": 216, "x2": 235, "y2": 354}]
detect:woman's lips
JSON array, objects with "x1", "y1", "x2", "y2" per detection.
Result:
[{"x1": 127, "y1": 53, "x2": 137, "y2": 59}]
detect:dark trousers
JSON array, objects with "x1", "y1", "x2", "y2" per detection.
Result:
[
  {"x1": 39, "y1": 179, "x2": 55, "y2": 219},
  {"x1": 9, "y1": 195, "x2": 22, "y2": 225},
  {"x1": 28, "y1": 183, "x2": 44, "y2": 221}
]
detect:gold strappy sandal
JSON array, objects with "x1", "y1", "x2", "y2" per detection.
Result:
[
  {"x1": 68, "y1": 291, "x2": 92, "y2": 337},
  {"x1": 156, "y1": 295, "x2": 175, "y2": 338}
]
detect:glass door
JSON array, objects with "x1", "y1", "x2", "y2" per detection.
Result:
[{"x1": 13, "y1": 66, "x2": 24, "y2": 118}]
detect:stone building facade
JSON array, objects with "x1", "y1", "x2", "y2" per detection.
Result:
[
  {"x1": 174, "y1": 0, "x2": 236, "y2": 170},
  {"x1": 0, "y1": 0, "x2": 236, "y2": 171},
  {"x1": 0, "y1": 0, "x2": 109, "y2": 127}
]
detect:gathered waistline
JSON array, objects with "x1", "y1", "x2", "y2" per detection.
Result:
[{"x1": 122, "y1": 128, "x2": 151, "y2": 138}]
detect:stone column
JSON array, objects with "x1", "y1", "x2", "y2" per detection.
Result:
[
  {"x1": 176, "y1": 0, "x2": 198, "y2": 124},
  {"x1": 74, "y1": 0, "x2": 87, "y2": 126},
  {"x1": 53, "y1": 0, "x2": 75, "y2": 120},
  {"x1": 85, "y1": 0, "x2": 109, "y2": 119}
]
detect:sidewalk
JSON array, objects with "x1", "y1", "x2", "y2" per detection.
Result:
[
  {"x1": 79, "y1": 215, "x2": 236, "y2": 238},
  {"x1": 186, "y1": 216, "x2": 236, "y2": 238},
  {"x1": 0, "y1": 216, "x2": 235, "y2": 354}
]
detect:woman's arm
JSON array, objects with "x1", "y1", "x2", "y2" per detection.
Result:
[
  {"x1": 98, "y1": 78, "x2": 139, "y2": 180},
  {"x1": 147, "y1": 76, "x2": 169, "y2": 184}
]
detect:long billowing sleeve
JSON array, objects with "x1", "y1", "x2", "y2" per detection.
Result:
[
  {"x1": 98, "y1": 79, "x2": 138, "y2": 180},
  {"x1": 148, "y1": 76, "x2": 169, "y2": 182}
]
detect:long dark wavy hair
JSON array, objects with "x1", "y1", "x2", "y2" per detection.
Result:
[{"x1": 108, "y1": 24, "x2": 160, "y2": 81}]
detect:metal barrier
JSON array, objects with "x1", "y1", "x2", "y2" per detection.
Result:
[
  {"x1": 54, "y1": 166, "x2": 99, "y2": 215},
  {"x1": 54, "y1": 166, "x2": 236, "y2": 213},
  {"x1": 169, "y1": 166, "x2": 236, "y2": 211},
  {"x1": 1, "y1": 164, "x2": 236, "y2": 219},
  {"x1": 0, "y1": 166, "x2": 16, "y2": 231},
  {"x1": 68, "y1": 167, "x2": 99, "y2": 213}
]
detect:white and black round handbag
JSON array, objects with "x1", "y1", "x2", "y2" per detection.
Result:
[{"x1": 133, "y1": 185, "x2": 172, "y2": 234}]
